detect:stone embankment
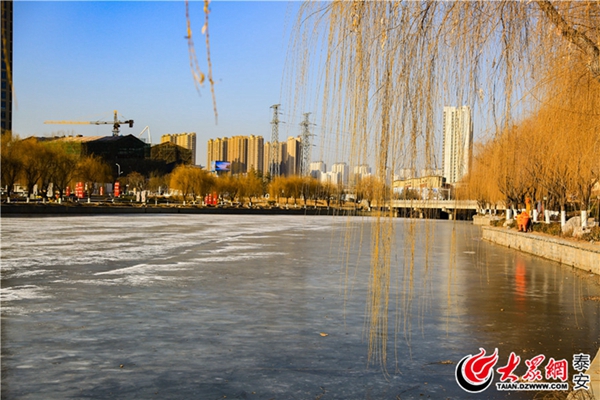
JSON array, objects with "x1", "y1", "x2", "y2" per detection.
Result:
[{"x1": 481, "y1": 225, "x2": 600, "y2": 275}]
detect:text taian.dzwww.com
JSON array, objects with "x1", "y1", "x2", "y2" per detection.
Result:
[{"x1": 496, "y1": 382, "x2": 570, "y2": 391}]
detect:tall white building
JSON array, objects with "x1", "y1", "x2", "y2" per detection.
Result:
[
  {"x1": 442, "y1": 106, "x2": 473, "y2": 184},
  {"x1": 309, "y1": 161, "x2": 326, "y2": 180},
  {"x1": 321, "y1": 171, "x2": 341, "y2": 185},
  {"x1": 332, "y1": 162, "x2": 349, "y2": 185},
  {"x1": 351, "y1": 164, "x2": 371, "y2": 184}
]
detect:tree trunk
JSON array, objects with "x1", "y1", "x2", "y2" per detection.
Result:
[
  {"x1": 506, "y1": 203, "x2": 513, "y2": 221},
  {"x1": 581, "y1": 209, "x2": 588, "y2": 228}
]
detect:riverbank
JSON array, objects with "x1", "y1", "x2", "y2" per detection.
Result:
[
  {"x1": 481, "y1": 225, "x2": 600, "y2": 275},
  {"x1": 0, "y1": 202, "x2": 374, "y2": 217}
]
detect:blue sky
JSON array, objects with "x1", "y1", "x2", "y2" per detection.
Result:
[
  {"x1": 12, "y1": 1, "x2": 310, "y2": 166},
  {"x1": 12, "y1": 1, "x2": 500, "y2": 173}
]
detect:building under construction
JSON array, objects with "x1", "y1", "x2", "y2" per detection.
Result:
[{"x1": 37, "y1": 134, "x2": 191, "y2": 178}]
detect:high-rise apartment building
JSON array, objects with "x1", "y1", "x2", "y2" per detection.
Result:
[
  {"x1": 206, "y1": 134, "x2": 305, "y2": 176},
  {"x1": 161, "y1": 133, "x2": 197, "y2": 165},
  {"x1": 207, "y1": 135, "x2": 265, "y2": 175},
  {"x1": 1, "y1": 0, "x2": 13, "y2": 136},
  {"x1": 227, "y1": 136, "x2": 249, "y2": 174},
  {"x1": 207, "y1": 137, "x2": 228, "y2": 169},
  {"x1": 263, "y1": 141, "x2": 272, "y2": 175},
  {"x1": 282, "y1": 136, "x2": 301, "y2": 176},
  {"x1": 332, "y1": 162, "x2": 349, "y2": 185},
  {"x1": 247, "y1": 135, "x2": 264, "y2": 173},
  {"x1": 351, "y1": 164, "x2": 371, "y2": 185},
  {"x1": 321, "y1": 171, "x2": 341, "y2": 185},
  {"x1": 309, "y1": 161, "x2": 326, "y2": 180},
  {"x1": 442, "y1": 106, "x2": 473, "y2": 184}
]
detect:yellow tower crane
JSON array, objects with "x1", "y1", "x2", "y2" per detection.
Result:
[{"x1": 44, "y1": 110, "x2": 134, "y2": 137}]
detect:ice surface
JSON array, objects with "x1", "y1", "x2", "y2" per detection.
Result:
[
  {"x1": 2, "y1": 215, "x2": 599, "y2": 400},
  {"x1": 0, "y1": 285, "x2": 50, "y2": 301}
]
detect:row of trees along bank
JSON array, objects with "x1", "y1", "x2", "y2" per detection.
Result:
[
  {"x1": 160, "y1": 165, "x2": 385, "y2": 208},
  {"x1": 1, "y1": 134, "x2": 111, "y2": 200},
  {"x1": 1, "y1": 134, "x2": 387, "y2": 208},
  {"x1": 460, "y1": 57, "x2": 600, "y2": 228}
]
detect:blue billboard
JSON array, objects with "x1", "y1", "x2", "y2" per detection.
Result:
[{"x1": 211, "y1": 161, "x2": 231, "y2": 172}]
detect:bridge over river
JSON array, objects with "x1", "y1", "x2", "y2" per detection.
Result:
[{"x1": 390, "y1": 199, "x2": 506, "y2": 219}]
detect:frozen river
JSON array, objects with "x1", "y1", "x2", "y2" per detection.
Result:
[{"x1": 1, "y1": 215, "x2": 599, "y2": 399}]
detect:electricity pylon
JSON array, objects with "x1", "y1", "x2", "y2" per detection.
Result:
[
  {"x1": 300, "y1": 112, "x2": 315, "y2": 176},
  {"x1": 269, "y1": 104, "x2": 281, "y2": 178}
]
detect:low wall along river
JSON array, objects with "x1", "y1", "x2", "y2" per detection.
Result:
[{"x1": 481, "y1": 226, "x2": 600, "y2": 275}]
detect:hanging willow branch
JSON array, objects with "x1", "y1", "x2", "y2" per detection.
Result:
[
  {"x1": 185, "y1": 0, "x2": 218, "y2": 124},
  {"x1": 288, "y1": 0, "x2": 600, "y2": 370}
]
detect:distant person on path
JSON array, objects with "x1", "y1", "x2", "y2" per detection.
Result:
[{"x1": 517, "y1": 210, "x2": 531, "y2": 232}]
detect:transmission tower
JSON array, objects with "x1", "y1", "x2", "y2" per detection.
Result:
[
  {"x1": 300, "y1": 112, "x2": 315, "y2": 176},
  {"x1": 269, "y1": 104, "x2": 281, "y2": 178}
]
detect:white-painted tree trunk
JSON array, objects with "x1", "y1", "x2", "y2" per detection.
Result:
[
  {"x1": 560, "y1": 210, "x2": 566, "y2": 227},
  {"x1": 506, "y1": 208, "x2": 512, "y2": 221},
  {"x1": 581, "y1": 210, "x2": 588, "y2": 228},
  {"x1": 533, "y1": 209, "x2": 539, "y2": 222},
  {"x1": 544, "y1": 210, "x2": 550, "y2": 224}
]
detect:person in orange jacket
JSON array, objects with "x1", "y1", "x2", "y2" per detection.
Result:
[{"x1": 518, "y1": 210, "x2": 531, "y2": 232}]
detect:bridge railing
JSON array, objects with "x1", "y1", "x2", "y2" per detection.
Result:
[{"x1": 389, "y1": 199, "x2": 505, "y2": 210}]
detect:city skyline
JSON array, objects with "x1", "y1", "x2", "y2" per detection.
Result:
[{"x1": 8, "y1": 1, "x2": 489, "y2": 177}]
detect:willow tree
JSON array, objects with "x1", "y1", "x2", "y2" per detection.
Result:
[
  {"x1": 76, "y1": 155, "x2": 112, "y2": 198},
  {"x1": 288, "y1": 1, "x2": 600, "y2": 369},
  {"x1": 170, "y1": 165, "x2": 215, "y2": 204},
  {"x1": 460, "y1": 142, "x2": 503, "y2": 213},
  {"x1": 1, "y1": 133, "x2": 23, "y2": 199}
]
